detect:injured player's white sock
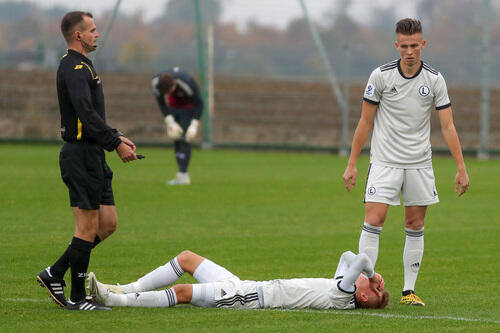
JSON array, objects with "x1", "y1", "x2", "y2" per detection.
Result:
[
  {"x1": 359, "y1": 222, "x2": 382, "y2": 267},
  {"x1": 403, "y1": 227, "x2": 424, "y2": 292},
  {"x1": 191, "y1": 283, "x2": 216, "y2": 307},
  {"x1": 106, "y1": 289, "x2": 178, "y2": 308},
  {"x1": 120, "y1": 257, "x2": 184, "y2": 293}
]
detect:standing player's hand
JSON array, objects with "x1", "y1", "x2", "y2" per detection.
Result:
[
  {"x1": 343, "y1": 165, "x2": 357, "y2": 192},
  {"x1": 454, "y1": 168, "x2": 470, "y2": 197},
  {"x1": 116, "y1": 141, "x2": 137, "y2": 163},
  {"x1": 119, "y1": 136, "x2": 136, "y2": 152}
]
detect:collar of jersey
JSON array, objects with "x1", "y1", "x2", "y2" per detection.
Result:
[
  {"x1": 397, "y1": 59, "x2": 423, "y2": 80},
  {"x1": 67, "y1": 49, "x2": 93, "y2": 66}
]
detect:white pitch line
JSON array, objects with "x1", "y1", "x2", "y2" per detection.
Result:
[
  {"x1": 275, "y1": 308, "x2": 500, "y2": 324},
  {"x1": 1, "y1": 298, "x2": 49, "y2": 303},
  {"x1": 2, "y1": 298, "x2": 499, "y2": 324}
]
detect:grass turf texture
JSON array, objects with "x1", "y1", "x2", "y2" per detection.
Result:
[{"x1": 0, "y1": 143, "x2": 499, "y2": 332}]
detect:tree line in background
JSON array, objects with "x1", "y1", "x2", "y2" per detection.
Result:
[{"x1": 0, "y1": 0, "x2": 498, "y2": 84}]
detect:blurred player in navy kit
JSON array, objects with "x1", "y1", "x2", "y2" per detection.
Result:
[
  {"x1": 37, "y1": 11, "x2": 138, "y2": 311},
  {"x1": 152, "y1": 68, "x2": 203, "y2": 185}
]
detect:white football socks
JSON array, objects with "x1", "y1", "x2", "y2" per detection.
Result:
[
  {"x1": 105, "y1": 289, "x2": 178, "y2": 308},
  {"x1": 359, "y1": 222, "x2": 382, "y2": 267},
  {"x1": 120, "y1": 257, "x2": 184, "y2": 293},
  {"x1": 191, "y1": 283, "x2": 216, "y2": 307},
  {"x1": 403, "y1": 227, "x2": 424, "y2": 292}
]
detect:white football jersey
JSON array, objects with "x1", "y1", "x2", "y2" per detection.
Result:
[
  {"x1": 363, "y1": 60, "x2": 451, "y2": 168},
  {"x1": 260, "y1": 278, "x2": 356, "y2": 310}
]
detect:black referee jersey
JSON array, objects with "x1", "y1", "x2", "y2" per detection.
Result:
[{"x1": 57, "y1": 49, "x2": 121, "y2": 151}]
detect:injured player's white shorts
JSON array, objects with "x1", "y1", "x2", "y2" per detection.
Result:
[
  {"x1": 190, "y1": 259, "x2": 261, "y2": 309},
  {"x1": 364, "y1": 164, "x2": 439, "y2": 206}
]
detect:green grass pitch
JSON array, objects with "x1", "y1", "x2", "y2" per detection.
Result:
[{"x1": 0, "y1": 143, "x2": 499, "y2": 332}]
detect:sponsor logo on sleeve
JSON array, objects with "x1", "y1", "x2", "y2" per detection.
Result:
[{"x1": 365, "y1": 83, "x2": 375, "y2": 97}]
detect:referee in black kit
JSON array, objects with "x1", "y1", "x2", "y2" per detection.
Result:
[{"x1": 37, "y1": 11, "x2": 138, "y2": 311}]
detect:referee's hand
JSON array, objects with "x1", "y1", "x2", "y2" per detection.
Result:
[
  {"x1": 119, "y1": 136, "x2": 136, "y2": 152},
  {"x1": 116, "y1": 141, "x2": 137, "y2": 163}
]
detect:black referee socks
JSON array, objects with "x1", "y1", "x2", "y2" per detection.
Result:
[{"x1": 69, "y1": 237, "x2": 93, "y2": 302}]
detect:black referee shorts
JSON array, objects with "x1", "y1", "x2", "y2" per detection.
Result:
[{"x1": 59, "y1": 141, "x2": 115, "y2": 210}]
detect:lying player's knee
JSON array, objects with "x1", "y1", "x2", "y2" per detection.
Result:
[
  {"x1": 177, "y1": 250, "x2": 195, "y2": 263},
  {"x1": 173, "y1": 284, "x2": 193, "y2": 303},
  {"x1": 177, "y1": 250, "x2": 205, "y2": 273}
]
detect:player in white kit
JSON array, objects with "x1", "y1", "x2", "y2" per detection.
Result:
[
  {"x1": 87, "y1": 250, "x2": 389, "y2": 310},
  {"x1": 343, "y1": 18, "x2": 470, "y2": 306}
]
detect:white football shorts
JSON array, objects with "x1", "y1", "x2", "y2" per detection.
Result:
[
  {"x1": 364, "y1": 164, "x2": 439, "y2": 206},
  {"x1": 190, "y1": 259, "x2": 261, "y2": 309}
]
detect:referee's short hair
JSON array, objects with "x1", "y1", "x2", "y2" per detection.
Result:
[
  {"x1": 61, "y1": 11, "x2": 93, "y2": 43},
  {"x1": 395, "y1": 18, "x2": 422, "y2": 35}
]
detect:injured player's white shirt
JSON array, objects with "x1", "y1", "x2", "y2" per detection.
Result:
[
  {"x1": 260, "y1": 277, "x2": 356, "y2": 310},
  {"x1": 200, "y1": 251, "x2": 371, "y2": 310}
]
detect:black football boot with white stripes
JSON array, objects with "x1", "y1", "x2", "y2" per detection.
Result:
[
  {"x1": 37, "y1": 267, "x2": 67, "y2": 307},
  {"x1": 66, "y1": 296, "x2": 111, "y2": 311}
]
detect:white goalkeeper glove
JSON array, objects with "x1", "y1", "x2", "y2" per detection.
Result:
[
  {"x1": 164, "y1": 115, "x2": 183, "y2": 140},
  {"x1": 185, "y1": 119, "x2": 200, "y2": 142}
]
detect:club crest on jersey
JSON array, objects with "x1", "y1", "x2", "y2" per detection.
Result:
[
  {"x1": 419, "y1": 85, "x2": 430, "y2": 96},
  {"x1": 367, "y1": 186, "x2": 376, "y2": 196},
  {"x1": 365, "y1": 83, "x2": 375, "y2": 97}
]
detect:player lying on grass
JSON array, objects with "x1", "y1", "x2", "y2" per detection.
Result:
[{"x1": 88, "y1": 250, "x2": 389, "y2": 310}]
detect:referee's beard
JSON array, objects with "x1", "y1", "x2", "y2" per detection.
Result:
[{"x1": 80, "y1": 39, "x2": 97, "y2": 53}]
